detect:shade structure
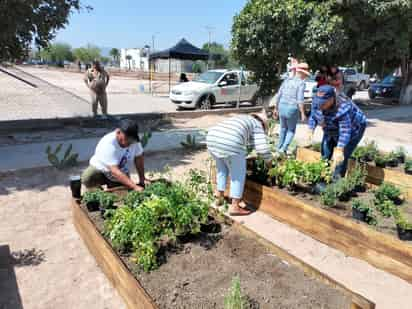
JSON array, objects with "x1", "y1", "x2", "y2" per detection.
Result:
[{"x1": 149, "y1": 38, "x2": 209, "y2": 61}]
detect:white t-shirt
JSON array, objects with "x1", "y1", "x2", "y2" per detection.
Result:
[{"x1": 90, "y1": 131, "x2": 143, "y2": 180}]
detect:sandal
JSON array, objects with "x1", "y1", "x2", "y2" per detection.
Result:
[{"x1": 229, "y1": 206, "x2": 252, "y2": 216}]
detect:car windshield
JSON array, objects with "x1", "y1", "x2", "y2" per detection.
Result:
[
  {"x1": 381, "y1": 75, "x2": 398, "y2": 84},
  {"x1": 194, "y1": 71, "x2": 224, "y2": 84}
]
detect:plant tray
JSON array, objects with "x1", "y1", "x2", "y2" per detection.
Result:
[
  {"x1": 297, "y1": 147, "x2": 412, "y2": 199},
  {"x1": 71, "y1": 198, "x2": 374, "y2": 309}
]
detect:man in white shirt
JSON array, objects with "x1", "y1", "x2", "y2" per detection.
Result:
[{"x1": 81, "y1": 119, "x2": 149, "y2": 191}]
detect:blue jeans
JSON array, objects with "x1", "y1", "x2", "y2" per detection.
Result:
[
  {"x1": 278, "y1": 103, "x2": 299, "y2": 152},
  {"x1": 321, "y1": 124, "x2": 366, "y2": 178},
  {"x1": 211, "y1": 152, "x2": 246, "y2": 199}
]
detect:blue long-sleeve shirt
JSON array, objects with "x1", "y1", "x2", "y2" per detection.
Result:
[
  {"x1": 274, "y1": 77, "x2": 306, "y2": 107},
  {"x1": 308, "y1": 94, "x2": 367, "y2": 148}
]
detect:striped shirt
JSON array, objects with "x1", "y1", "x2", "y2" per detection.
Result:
[
  {"x1": 274, "y1": 77, "x2": 305, "y2": 107},
  {"x1": 207, "y1": 115, "x2": 272, "y2": 160},
  {"x1": 308, "y1": 94, "x2": 367, "y2": 148}
]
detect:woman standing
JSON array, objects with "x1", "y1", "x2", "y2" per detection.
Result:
[
  {"x1": 207, "y1": 112, "x2": 272, "y2": 216},
  {"x1": 273, "y1": 63, "x2": 310, "y2": 154}
]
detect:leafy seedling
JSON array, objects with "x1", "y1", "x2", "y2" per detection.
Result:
[
  {"x1": 224, "y1": 276, "x2": 248, "y2": 309},
  {"x1": 374, "y1": 182, "x2": 402, "y2": 204},
  {"x1": 394, "y1": 146, "x2": 407, "y2": 163},
  {"x1": 46, "y1": 143, "x2": 78, "y2": 170},
  {"x1": 141, "y1": 131, "x2": 152, "y2": 148}
]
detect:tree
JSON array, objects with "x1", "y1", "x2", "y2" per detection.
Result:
[
  {"x1": 232, "y1": 0, "x2": 412, "y2": 103},
  {"x1": 202, "y1": 42, "x2": 229, "y2": 68},
  {"x1": 125, "y1": 55, "x2": 132, "y2": 70},
  {"x1": 73, "y1": 44, "x2": 101, "y2": 63},
  {"x1": 110, "y1": 48, "x2": 120, "y2": 64},
  {"x1": 0, "y1": 0, "x2": 90, "y2": 61},
  {"x1": 38, "y1": 43, "x2": 73, "y2": 65}
]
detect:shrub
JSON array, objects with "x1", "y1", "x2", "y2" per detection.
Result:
[
  {"x1": 374, "y1": 183, "x2": 402, "y2": 204},
  {"x1": 347, "y1": 165, "x2": 367, "y2": 191},
  {"x1": 224, "y1": 276, "x2": 248, "y2": 309},
  {"x1": 321, "y1": 184, "x2": 338, "y2": 207},
  {"x1": 82, "y1": 190, "x2": 102, "y2": 204},
  {"x1": 374, "y1": 154, "x2": 388, "y2": 167},
  {"x1": 375, "y1": 199, "x2": 397, "y2": 218}
]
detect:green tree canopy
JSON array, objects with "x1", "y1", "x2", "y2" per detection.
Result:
[
  {"x1": 110, "y1": 48, "x2": 120, "y2": 63},
  {"x1": 73, "y1": 44, "x2": 101, "y2": 63},
  {"x1": 202, "y1": 42, "x2": 230, "y2": 68},
  {"x1": 232, "y1": 0, "x2": 412, "y2": 103},
  {"x1": 0, "y1": 0, "x2": 89, "y2": 61},
  {"x1": 38, "y1": 43, "x2": 73, "y2": 64}
]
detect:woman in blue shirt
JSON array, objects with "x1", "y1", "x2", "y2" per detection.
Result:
[{"x1": 273, "y1": 63, "x2": 310, "y2": 153}]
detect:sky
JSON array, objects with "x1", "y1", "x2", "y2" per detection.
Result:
[{"x1": 54, "y1": 0, "x2": 247, "y2": 51}]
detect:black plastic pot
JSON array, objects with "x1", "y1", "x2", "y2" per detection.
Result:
[
  {"x1": 69, "y1": 176, "x2": 81, "y2": 199},
  {"x1": 338, "y1": 192, "x2": 352, "y2": 202},
  {"x1": 405, "y1": 168, "x2": 412, "y2": 175},
  {"x1": 397, "y1": 155, "x2": 405, "y2": 164},
  {"x1": 200, "y1": 222, "x2": 222, "y2": 234},
  {"x1": 354, "y1": 184, "x2": 366, "y2": 193},
  {"x1": 386, "y1": 159, "x2": 399, "y2": 168},
  {"x1": 375, "y1": 162, "x2": 386, "y2": 168},
  {"x1": 352, "y1": 208, "x2": 367, "y2": 222},
  {"x1": 86, "y1": 201, "x2": 100, "y2": 212},
  {"x1": 397, "y1": 225, "x2": 412, "y2": 241}
]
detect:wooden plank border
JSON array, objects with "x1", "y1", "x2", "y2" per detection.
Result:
[
  {"x1": 240, "y1": 179, "x2": 412, "y2": 285},
  {"x1": 296, "y1": 147, "x2": 412, "y2": 199},
  {"x1": 71, "y1": 199, "x2": 158, "y2": 309},
  {"x1": 72, "y1": 197, "x2": 375, "y2": 309}
]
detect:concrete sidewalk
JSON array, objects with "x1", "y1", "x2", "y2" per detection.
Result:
[{"x1": 0, "y1": 128, "x2": 206, "y2": 172}]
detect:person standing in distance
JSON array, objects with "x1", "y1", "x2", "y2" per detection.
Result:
[{"x1": 84, "y1": 60, "x2": 110, "y2": 118}]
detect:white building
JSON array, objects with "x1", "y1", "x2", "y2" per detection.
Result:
[{"x1": 120, "y1": 48, "x2": 149, "y2": 71}]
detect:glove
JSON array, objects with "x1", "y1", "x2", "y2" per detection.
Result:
[{"x1": 331, "y1": 147, "x2": 345, "y2": 171}]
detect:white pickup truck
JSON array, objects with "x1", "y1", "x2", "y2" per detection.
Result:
[
  {"x1": 170, "y1": 70, "x2": 260, "y2": 110},
  {"x1": 340, "y1": 67, "x2": 370, "y2": 90}
]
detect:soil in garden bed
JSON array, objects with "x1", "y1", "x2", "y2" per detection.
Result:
[
  {"x1": 263, "y1": 183, "x2": 412, "y2": 244},
  {"x1": 81, "y1": 204, "x2": 351, "y2": 309}
]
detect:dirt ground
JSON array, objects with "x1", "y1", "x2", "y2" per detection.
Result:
[{"x1": 0, "y1": 149, "x2": 209, "y2": 309}]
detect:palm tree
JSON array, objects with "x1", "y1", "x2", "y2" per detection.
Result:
[
  {"x1": 109, "y1": 48, "x2": 120, "y2": 65},
  {"x1": 125, "y1": 54, "x2": 132, "y2": 71}
]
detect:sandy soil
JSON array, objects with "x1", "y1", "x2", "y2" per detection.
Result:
[{"x1": 0, "y1": 149, "x2": 209, "y2": 309}]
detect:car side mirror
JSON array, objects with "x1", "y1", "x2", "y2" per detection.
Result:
[{"x1": 218, "y1": 81, "x2": 228, "y2": 87}]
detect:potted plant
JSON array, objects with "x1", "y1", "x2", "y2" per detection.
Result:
[
  {"x1": 395, "y1": 213, "x2": 412, "y2": 241},
  {"x1": 405, "y1": 159, "x2": 412, "y2": 175},
  {"x1": 352, "y1": 199, "x2": 370, "y2": 222},
  {"x1": 374, "y1": 154, "x2": 387, "y2": 168},
  {"x1": 82, "y1": 191, "x2": 101, "y2": 211},
  {"x1": 335, "y1": 178, "x2": 353, "y2": 202},
  {"x1": 99, "y1": 192, "x2": 117, "y2": 218},
  {"x1": 384, "y1": 152, "x2": 399, "y2": 168},
  {"x1": 348, "y1": 166, "x2": 367, "y2": 192},
  {"x1": 363, "y1": 141, "x2": 379, "y2": 162},
  {"x1": 394, "y1": 147, "x2": 407, "y2": 164},
  {"x1": 374, "y1": 182, "x2": 403, "y2": 205}
]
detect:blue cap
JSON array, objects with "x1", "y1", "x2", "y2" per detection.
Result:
[{"x1": 313, "y1": 85, "x2": 335, "y2": 107}]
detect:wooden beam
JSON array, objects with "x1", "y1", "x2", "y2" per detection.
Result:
[
  {"x1": 71, "y1": 199, "x2": 157, "y2": 309},
  {"x1": 241, "y1": 180, "x2": 412, "y2": 284}
]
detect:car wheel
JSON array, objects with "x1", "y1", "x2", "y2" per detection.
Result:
[{"x1": 198, "y1": 95, "x2": 213, "y2": 110}]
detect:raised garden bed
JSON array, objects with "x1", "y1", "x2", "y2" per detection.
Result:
[
  {"x1": 297, "y1": 147, "x2": 412, "y2": 199},
  {"x1": 71, "y1": 180, "x2": 374, "y2": 308},
  {"x1": 230, "y1": 156, "x2": 412, "y2": 285}
]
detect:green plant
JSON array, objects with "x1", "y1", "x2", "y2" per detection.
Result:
[
  {"x1": 311, "y1": 142, "x2": 322, "y2": 152},
  {"x1": 320, "y1": 184, "x2": 338, "y2": 207},
  {"x1": 141, "y1": 131, "x2": 152, "y2": 148},
  {"x1": 347, "y1": 165, "x2": 367, "y2": 190},
  {"x1": 105, "y1": 180, "x2": 209, "y2": 271},
  {"x1": 224, "y1": 276, "x2": 248, "y2": 309},
  {"x1": 82, "y1": 190, "x2": 102, "y2": 204},
  {"x1": 269, "y1": 159, "x2": 303, "y2": 188},
  {"x1": 374, "y1": 183, "x2": 402, "y2": 204},
  {"x1": 99, "y1": 191, "x2": 116, "y2": 209},
  {"x1": 352, "y1": 198, "x2": 378, "y2": 225},
  {"x1": 46, "y1": 143, "x2": 78, "y2": 170},
  {"x1": 251, "y1": 156, "x2": 271, "y2": 184},
  {"x1": 394, "y1": 146, "x2": 407, "y2": 161},
  {"x1": 395, "y1": 212, "x2": 412, "y2": 230},
  {"x1": 384, "y1": 151, "x2": 399, "y2": 166},
  {"x1": 374, "y1": 154, "x2": 388, "y2": 167},
  {"x1": 302, "y1": 160, "x2": 332, "y2": 185},
  {"x1": 375, "y1": 199, "x2": 398, "y2": 218},
  {"x1": 352, "y1": 199, "x2": 369, "y2": 212},
  {"x1": 405, "y1": 159, "x2": 412, "y2": 171},
  {"x1": 353, "y1": 141, "x2": 379, "y2": 162}
]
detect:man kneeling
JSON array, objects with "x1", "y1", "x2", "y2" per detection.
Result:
[{"x1": 82, "y1": 119, "x2": 149, "y2": 191}]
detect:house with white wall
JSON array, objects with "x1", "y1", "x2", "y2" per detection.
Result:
[{"x1": 120, "y1": 48, "x2": 149, "y2": 71}]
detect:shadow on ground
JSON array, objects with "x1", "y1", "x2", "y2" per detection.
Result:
[{"x1": 0, "y1": 245, "x2": 24, "y2": 309}]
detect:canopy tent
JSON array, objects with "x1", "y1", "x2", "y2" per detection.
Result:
[{"x1": 149, "y1": 39, "x2": 209, "y2": 93}]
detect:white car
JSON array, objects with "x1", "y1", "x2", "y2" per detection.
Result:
[
  {"x1": 304, "y1": 75, "x2": 317, "y2": 100},
  {"x1": 170, "y1": 70, "x2": 260, "y2": 110}
]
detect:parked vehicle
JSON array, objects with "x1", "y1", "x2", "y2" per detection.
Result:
[
  {"x1": 368, "y1": 75, "x2": 402, "y2": 99},
  {"x1": 340, "y1": 67, "x2": 370, "y2": 90},
  {"x1": 169, "y1": 70, "x2": 259, "y2": 110}
]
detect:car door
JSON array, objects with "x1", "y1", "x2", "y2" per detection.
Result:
[
  {"x1": 240, "y1": 71, "x2": 258, "y2": 102},
  {"x1": 216, "y1": 72, "x2": 240, "y2": 103}
]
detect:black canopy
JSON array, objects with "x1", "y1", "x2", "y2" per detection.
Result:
[{"x1": 149, "y1": 38, "x2": 209, "y2": 61}]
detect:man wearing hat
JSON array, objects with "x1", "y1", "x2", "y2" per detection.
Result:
[
  {"x1": 308, "y1": 85, "x2": 367, "y2": 177},
  {"x1": 273, "y1": 62, "x2": 310, "y2": 154},
  {"x1": 81, "y1": 119, "x2": 149, "y2": 191},
  {"x1": 207, "y1": 111, "x2": 272, "y2": 216}
]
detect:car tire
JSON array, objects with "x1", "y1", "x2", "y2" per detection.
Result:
[{"x1": 197, "y1": 95, "x2": 214, "y2": 110}]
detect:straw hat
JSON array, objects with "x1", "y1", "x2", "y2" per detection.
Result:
[
  {"x1": 296, "y1": 62, "x2": 311, "y2": 76},
  {"x1": 251, "y1": 109, "x2": 268, "y2": 131}
]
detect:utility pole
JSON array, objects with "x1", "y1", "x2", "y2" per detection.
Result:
[{"x1": 205, "y1": 26, "x2": 214, "y2": 70}]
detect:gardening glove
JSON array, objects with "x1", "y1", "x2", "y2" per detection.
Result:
[{"x1": 331, "y1": 147, "x2": 345, "y2": 171}]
